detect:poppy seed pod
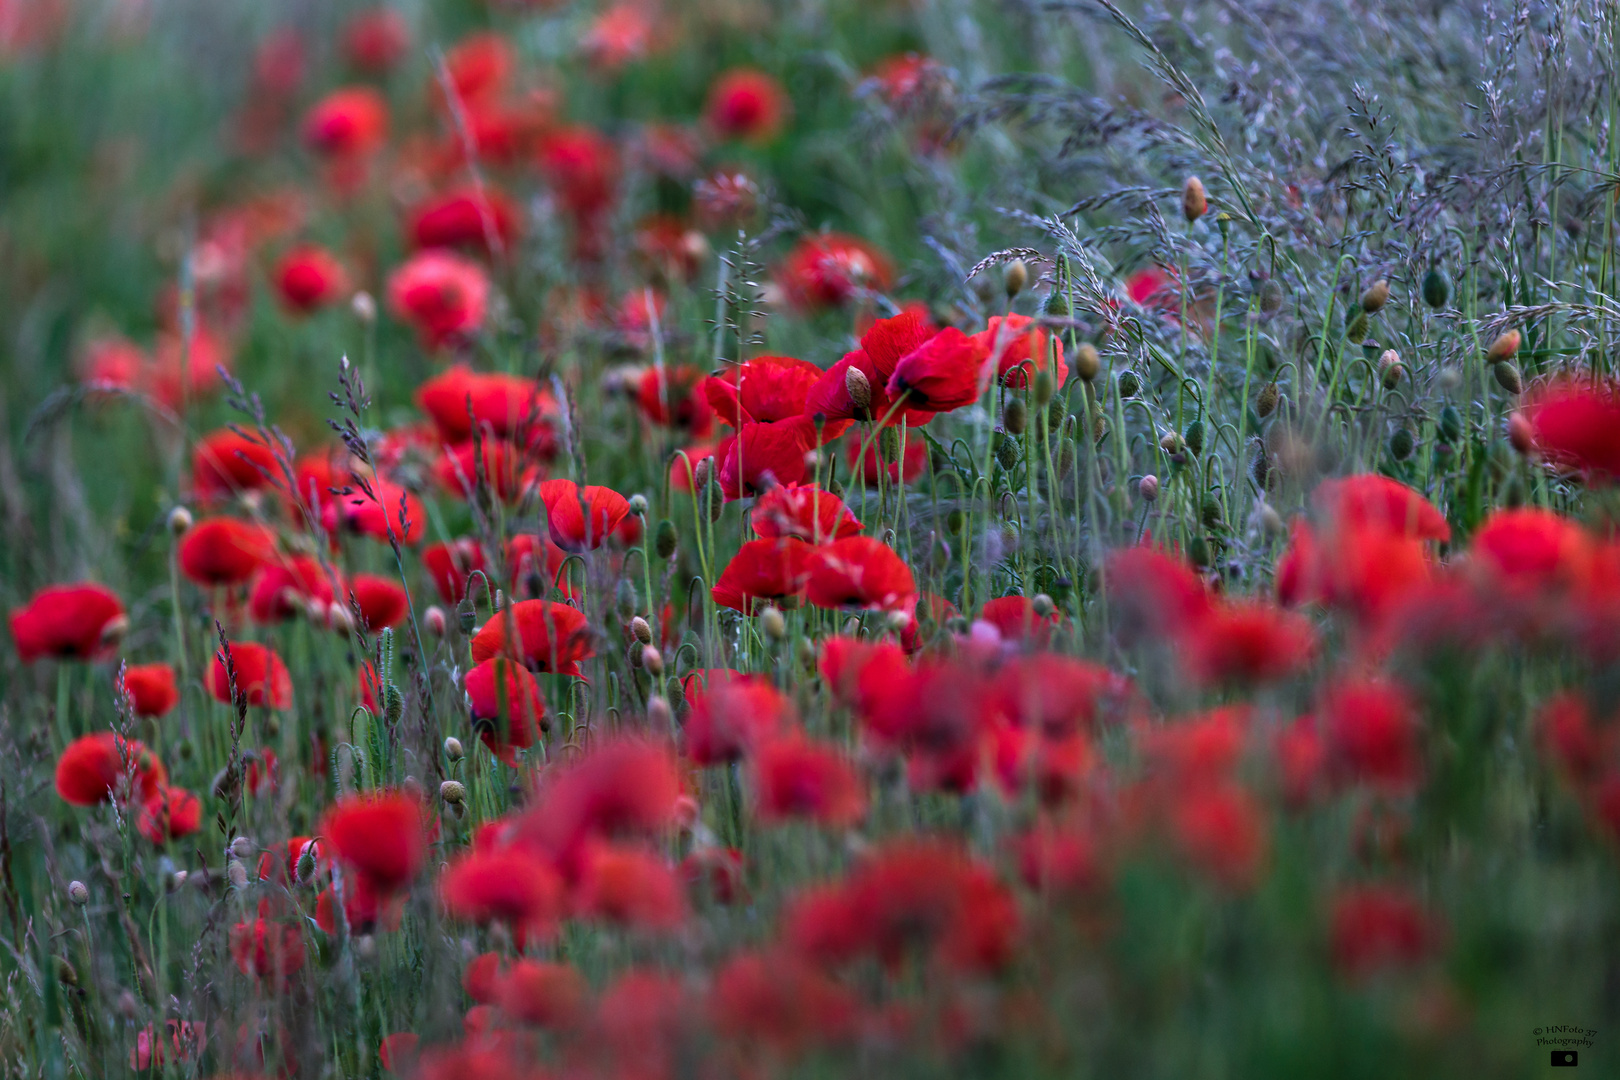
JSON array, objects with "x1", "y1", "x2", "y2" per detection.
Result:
[
  {"x1": 440, "y1": 780, "x2": 465, "y2": 805},
  {"x1": 1074, "y1": 343, "x2": 1101, "y2": 383},
  {"x1": 1360, "y1": 279, "x2": 1390, "y2": 313},
  {"x1": 844, "y1": 365, "x2": 872, "y2": 415},
  {"x1": 1182, "y1": 176, "x2": 1207, "y2": 222},
  {"x1": 1004, "y1": 259, "x2": 1029, "y2": 298},
  {"x1": 1486, "y1": 330, "x2": 1521, "y2": 364},
  {"x1": 443, "y1": 737, "x2": 463, "y2": 762},
  {"x1": 68, "y1": 880, "x2": 88, "y2": 906},
  {"x1": 1422, "y1": 266, "x2": 1451, "y2": 309}
]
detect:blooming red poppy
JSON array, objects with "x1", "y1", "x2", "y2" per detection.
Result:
[
  {"x1": 806, "y1": 349, "x2": 936, "y2": 430},
  {"x1": 178, "y1": 518, "x2": 276, "y2": 587},
  {"x1": 441, "y1": 848, "x2": 564, "y2": 937},
  {"x1": 886, "y1": 326, "x2": 991, "y2": 412},
  {"x1": 273, "y1": 244, "x2": 347, "y2": 314},
  {"x1": 1536, "y1": 694, "x2": 1609, "y2": 787},
  {"x1": 407, "y1": 186, "x2": 521, "y2": 256},
  {"x1": 684, "y1": 674, "x2": 797, "y2": 765},
  {"x1": 992, "y1": 654, "x2": 1130, "y2": 736},
  {"x1": 507, "y1": 533, "x2": 570, "y2": 599},
  {"x1": 974, "y1": 313, "x2": 1069, "y2": 390},
  {"x1": 750, "y1": 483, "x2": 862, "y2": 543},
  {"x1": 209, "y1": 641, "x2": 293, "y2": 709},
  {"x1": 575, "y1": 842, "x2": 687, "y2": 930},
  {"x1": 805, "y1": 536, "x2": 917, "y2": 611},
  {"x1": 583, "y1": 1, "x2": 659, "y2": 70},
  {"x1": 514, "y1": 737, "x2": 682, "y2": 855},
  {"x1": 977, "y1": 595, "x2": 1059, "y2": 645},
  {"x1": 248, "y1": 555, "x2": 336, "y2": 623},
  {"x1": 711, "y1": 537, "x2": 813, "y2": 613},
  {"x1": 229, "y1": 916, "x2": 305, "y2": 984},
  {"x1": 321, "y1": 790, "x2": 429, "y2": 895},
  {"x1": 1167, "y1": 781, "x2": 1268, "y2": 890},
  {"x1": 716, "y1": 416, "x2": 819, "y2": 499},
  {"x1": 303, "y1": 86, "x2": 388, "y2": 159},
  {"x1": 498, "y1": 959, "x2": 586, "y2": 1029},
  {"x1": 705, "y1": 354, "x2": 830, "y2": 428},
  {"x1": 465, "y1": 658, "x2": 548, "y2": 764},
  {"x1": 845, "y1": 434, "x2": 929, "y2": 486},
  {"x1": 1186, "y1": 601, "x2": 1317, "y2": 685},
  {"x1": 434, "y1": 438, "x2": 538, "y2": 504},
  {"x1": 77, "y1": 336, "x2": 147, "y2": 395},
  {"x1": 706, "y1": 68, "x2": 787, "y2": 142},
  {"x1": 440, "y1": 31, "x2": 512, "y2": 107},
  {"x1": 1468, "y1": 507, "x2": 1595, "y2": 593},
  {"x1": 11, "y1": 583, "x2": 125, "y2": 663},
  {"x1": 422, "y1": 538, "x2": 486, "y2": 605},
  {"x1": 778, "y1": 233, "x2": 893, "y2": 310},
  {"x1": 1273, "y1": 718, "x2": 1328, "y2": 808},
  {"x1": 536, "y1": 125, "x2": 619, "y2": 220},
  {"x1": 1275, "y1": 519, "x2": 1433, "y2": 626},
  {"x1": 316, "y1": 873, "x2": 402, "y2": 935},
  {"x1": 1322, "y1": 679, "x2": 1422, "y2": 793},
  {"x1": 192, "y1": 428, "x2": 281, "y2": 502},
  {"x1": 148, "y1": 325, "x2": 230, "y2": 410},
  {"x1": 324, "y1": 482, "x2": 427, "y2": 545},
  {"x1": 538, "y1": 479, "x2": 631, "y2": 551},
  {"x1": 1329, "y1": 884, "x2": 1437, "y2": 979},
  {"x1": 55, "y1": 732, "x2": 165, "y2": 806},
  {"x1": 637, "y1": 364, "x2": 715, "y2": 438},
  {"x1": 469, "y1": 599, "x2": 593, "y2": 676},
  {"x1": 387, "y1": 251, "x2": 489, "y2": 350},
  {"x1": 138, "y1": 786, "x2": 202, "y2": 844},
  {"x1": 349, "y1": 573, "x2": 408, "y2": 630},
  {"x1": 1312, "y1": 474, "x2": 1450, "y2": 541},
  {"x1": 1517, "y1": 375, "x2": 1620, "y2": 481},
  {"x1": 710, "y1": 949, "x2": 856, "y2": 1054},
  {"x1": 120, "y1": 663, "x2": 179, "y2": 718},
  {"x1": 342, "y1": 8, "x2": 409, "y2": 73},
  {"x1": 752, "y1": 736, "x2": 866, "y2": 827},
  {"x1": 1015, "y1": 821, "x2": 1104, "y2": 896}
]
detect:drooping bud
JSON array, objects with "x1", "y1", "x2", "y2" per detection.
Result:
[
  {"x1": 630, "y1": 616, "x2": 653, "y2": 645},
  {"x1": 1003, "y1": 399, "x2": 1027, "y2": 436},
  {"x1": 628, "y1": 493, "x2": 648, "y2": 516},
  {"x1": 1421, "y1": 266, "x2": 1451, "y2": 309},
  {"x1": 1074, "y1": 342, "x2": 1100, "y2": 383},
  {"x1": 1200, "y1": 496, "x2": 1224, "y2": 529},
  {"x1": 295, "y1": 844, "x2": 319, "y2": 885},
  {"x1": 654, "y1": 519, "x2": 678, "y2": 559},
  {"x1": 1033, "y1": 367, "x2": 1056, "y2": 407},
  {"x1": 1389, "y1": 427, "x2": 1415, "y2": 461},
  {"x1": 1043, "y1": 289, "x2": 1070, "y2": 316},
  {"x1": 691, "y1": 456, "x2": 714, "y2": 493},
  {"x1": 1258, "y1": 278, "x2": 1284, "y2": 315},
  {"x1": 227, "y1": 860, "x2": 249, "y2": 889},
  {"x1": 351, "y1": 291, "x2": 377, "y2": 323},
  {"x1": 1360, "y1": 279, "x2": 1390, "y2": 313},
  {"x1": 1117, "y1": 370, "x2": 1141, "y2": 398},
  {"x1": 615, "y1": 579, "x2": 638, "y2": 619},
  {"x1": 1256, "y1": 382, "x2": 1280, "y2": 418},
  {"x1": 1182, "y1": 176, "x2": 1208, "y2": 222},
  {"x1": 1379, "y1": 350, "x2": 1404, "y2": 390},
  {"x1": 760, "y1": 606, "x2": 787, "y2": 641},
  {"x1": 230, "y1": 836, "x2": 255, "y2": 860},
  {"x1": 456, "y1": 597, "x2": 476, "y2": 635},
  {"x1": 1258, "y1": 503, "x2": 1284, "y2": 535},
  {"x1": 641, "y1": 646, "x2": 664, "y2": 677},
  {"x1": 1031, "y1": 593, "x2": 1055, "y2": 617},
  {"x1": 443, "y1": 736, "x2": 464, "y2": 762},
  {"x1": 1004, "y1": 259, "x2": 1029, "y2": 298},
  {"x1": 440, "y1": 780, "x2": 465, "y2": 805},
  {"x1": 647, "y1": 695, "x2": 673, "y2": 730},
  {"x1": 1438, "y1": 404, "x2": 1463, "y2": 444},
  {"x1": 1508, "y1": 412, "x2": 1534, "y2": 454},
  {"x1": 1183, "y1": 419, "x2": 1205, "y2": 457},
  {"x1": 68, "y1": 880, "x2": 89, "y2": 906},
  {"x1": 1345, "y1": 308, "x2": 1369, "y2": 344},
  {"x1": 1487, "y1": 330, "x2": 1521, "y2": 364},
  {"x1": 1139, "y1": 474, "x2": 1160, "y2": 502},
  {"x1": 383, "y1": 683, "x2": 405, "y2": 724},
  {"x1": 328, "y1": 601, "x2": 356, "y2": 634},
  {"x1": 995, "y1": 432, "x2": 1020, "y2": 471},
  {"x1": 844, "y1": 365, "x2": 872, "y2": 416},
  {"x1": 424, "y1": 605, "x2": 447, "y2": 637},
  {"x1": 1493, "y1": 360, "x2": 1523, "y2": 395},
  {"x1": 885, "y1": 609, "x2": 911, "y2": 634},
  {"x1": 167, "y1": 506, "x2": 193, "y2": 535}
]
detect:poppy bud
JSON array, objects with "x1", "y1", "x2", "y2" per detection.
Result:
[
  {"x1": 628, "y1": 493, "x2": 648, "y2": 516},
  {"x1": 168, "y1": 506, "x2": 193, "y2": 535},
  {"x1": 68, "y1": 880, "x2": 88, "y2": 906},
  {"x1": 827, "y1": 478, "x2": 845, "y2": 499},
  {"x1": 1422, "y1": 266, "x2": 1451, "y2": 309},
  {"x1": 1182, "y1": 176, "x2": 1207, "y2": 222},
  {"x1": 1437, "y1": 367, "x2": 1463, "y2": 392},
  {"x1": 647, "y1": 695, "x2": 673, "y2": 730},
  {"x1": 844, "y1": 365, "x2": 872, "y2": 415},
  {"x1": 1004, "y1": 259, "x2": 1029, "y2": 298},
  {"x1": 630, "y1": 616, "x2": 653, "y2": 645},
  {"x1": 1345, "y1": 309, "x2": 1369, "y2": 344},
  {"x1": 352, "y1": 291, "x2": 377, "y2": 323},
  {"x1": 654, "y1": 519, "x2": 678, "y2": 559},
  {"x1": 1033, "y1": 367, "x2": 1056, "y2": 407},
  {"x1": 1258, "y1": 278, "x2": 1284, "y2": 315},
  {"x1": 615, "y1": 580, "x2": 638, "y2": 619},
  {"x1": 1159, "y1": 431, "x2": 1185, "y2": 456},
  {"x1": 880, "y1": 427, "x2": 901, "y2": 461},
  {"x1": 1004, "y1": 399, "x2": 1027, "y2": 436},
  {"x1": 295, "y1": 847, "x2": 318, "y2": 885},
  {"x1": 1074, "y1": 342, "x2": 1101, "y2": 383},
  {"x1": 946, "y1": 509, "x2": 967, "y2": 535},
  {"x1": 1380, "y1": 351, "x2": 1404, "y2": 390},
  {"x1": 1486, "y1": 330, "x2": 1521, "y2": 363},
  {"x1": 842, "y1": 617, "x2": 862, "y2": 637},
  {"x1": 1258, "y1": 503, "x2": 1284, "y2": 535},
  {"x1": 170, "y1": 870, "x2": 188, "y2": 891},
  {"x1": 440, "y1": 780, "x2": 465, "y2": 805},
  {"x1": 1389, "y1": 427, "x2": 1415, "y2": 460},
  {"x1": 1056, "y1": 439, "x2": 1076, "y2": 479},
  {"x1": 704, "y1": 481, "x2": 725, "y2": 523},
  {"x1": 692, "y1": 457, "x2": 714, "y2": 492},
  {"x1": 1139, "y1": 474, "x2": 1160, "y2": 502},
  {"x1": 1184, "y1": 419, "x2": 1205, "y2": 457},
  {"x1": 1201, "y1": 496, "x2": 1223, "y2": 529},
  {"x1": 1187, "y1": 534, "x2": 1212, "y2": 568},
  {"x1": 995, "y1": 432, "x2": 1020, "y2": 471},
  {"x1": 795, "y1": 637, "x2": 816, "y2": 669},
  {"x1": 1043, "y1": 289, "x2": 1070, "y2": 316},
  {"x1": 227, "y1": 859, "x2": 249, "y2": 889},
  {"x1": 1438, "y1": 404, "x2": 1463, "y2": 444},
  {"x1": 641, "y1": 646, "x2": 664, "y2": 677},
  {"x1": 1493, "y1": 360, "x2": 1523, "y2": 395},
  {"x1": 1117, "y1": 370, "x2": 1141, "y2": 398},
  {"x1": 760, "y1": 606, "x2": 787, "y2": 640},
  {"x1": 384, "y1": 683, "x2": 405, "y2": 724},
  {"x1": 230, "y1": 836, "x2": 255, "y2": 860},
  {"x1": 457, "y1": 597, "x2": 476, "y2": 634},
  {"x1": 1256, "y1": 381, "x2": 1279, "y2": 418},
  {"x1": 328, "y1": 601, "x2": 356, "y2": 633},
  {"x1": 355, "y1": 935, "x2": 376, "y2": 961},
  {"x1": 1508, "y1": 412, "x2": 1534, "y2": 455},
  {"x1": 424, "y1": 605, "x2": 447, "y2": 637},
  {"x1": 1031, "y1": 593, "x2": 1055, "y2": 617},
  {"x1": 443, "y1": 736, "x2": 464, "y2": 762},
  {"x1": 885, "y1": 610, "x2": 911, "y2": 634},
  {"x1": 1360, "y1": 279, "x2": 1389, "y2": 313}
]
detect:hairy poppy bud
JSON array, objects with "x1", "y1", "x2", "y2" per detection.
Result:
[
  {"x1": 440, "y1": 780, "x2": 465, "y2": 805},
  {"x1": 630, "y1": 616, "x2": 653, "y2": 645},
  {"x1": 1258, "y1": 503, "x2": 1284, "y2": 535},
  {"x1": 1360, "y1": 279, "x2": 1389, "y2": 313},
  {"x1": 1345, "y1": 308, "x2": 1369, "y2": 345},
  {"x1": 295, "y1": 846, "x2": 318, "y2": 885},
  {"x1": 1033, "y1": 367, "x2": 1056, "y2": 407},
  {"x1": 692, "y1": 456, "x2": 714, "y2": 492},
  {"x1": 167, "y1": 506, "x2": 193, "y2": 535},
  {"x1": 995, "y1": 432, "x2": 1020, "y2": 471},
  {"x1": 1187, "y1": 534, "x2": 1212, "y2": 568},
  {"x1": 760, "y1": 606, "x2": 787, "y2": 640},
  {"x1": 227, "y1": 859, "x2": 249, "y2": 889},
  {"x1": 641, "y1": 645, "x2": 665, "y2": 677},
  {"x1": 352, "y1": 291, "x2": 377, "y2": 322},
  {"x1": 1117, "y1": 370, "x2": 1141, "y2": 398},
  {"x1": 1422, "y1": 266, "x2": 1451, "y2": 309},
  {"x1": 1043, "y1": 289, "x2": 1069, "y2": 316},
  {"x1": 1486, "y1": 330, "x2": 1521, "y2": 363},
  {"x1": 1389, "y1": 427, "x2": 1415, "y2": 460},
  {"x1": 946, "y1": 508, "x2": 967, "y2": 535},
  {"x1": 1004, "y1": 259, "x2": 1029, "y2": 298},
  {"x1": 231, "y1": 836, "x2": 255, "y2": 860},
  {"x1": 1258, "y1": 278, "x2": 1284, "y2": 315},
  {"x1": 383, "y1": 683, "x2": 405, "y2": 724},
  {"x1": 1184, "y1": 419, "x2": 1205, "y2": 457},
  {"x1": 654, "y1": 519, "x2": 678, "y2": 559},
  {"x1": 1159, "y1": 431, "x2": 1185, "y2": 457},
  {"x1": 1182, "y1": 176, "x2": 1207, "y2": 222},
  {"x1": 1379, "y1": 350, "x2": 1404, "y2": 390},
  {"x1": 844, "y1": 365, "x2": 872, "y2": 415},
  {"x1": 628, "y1": 493, "x2": 648, "y2": 516},
  {"x1": 880, "y1": 427, "x2": 901, "y2": 461},
  {"x1": 457, "y1": 597, "x2": 476, "y2": 635},
  {"x1": 615, "y1": 580, "x2": 638, "y2": 619},
  {"x1": 1493, "y1": 360, "x2": 1523, "y2": 395},
  {"x1": 1256, "y1": 382, "x2": 1279, "y2": 418},
  {"x1": 647, "y1": 695, "x2": 673, "y2": 730},
  {"x1": 424, "y1": 605, "x2": 447, "y2": 637},
  {"x1": 1074, "y1": 342, "x2": 1101, "y2": 383},
  {"x1": 1201, "y1": 496, "x2": 1224, "y2": 529},
  {"x1": 1438, "y1": 404, "x2": 1463, "y2": 444},
  {"x1": 443, "y1": 736, "x2": 464, "y2": 762},
  {"x1": 1031, "y1": 593, "x2": 1055, "y2": 617},
  {"x1": 68, "y1": 880, "x2": 88, "y2": 906},
  {"x1": 1139, "y1": 474, "x2": 1160, "y2": 502},
  {"x1": 1004, "y1": 398, "x2": 1027, "y2": 436}
]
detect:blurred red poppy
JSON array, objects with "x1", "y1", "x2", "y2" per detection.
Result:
[
  {"x1": 684, "y1": 674, "x2": 796, "y2": 765},
  {"x1": 752, "y1": 735, "x2": 866, "y2": 827},
  {"x1": 777, "y1": 233, "x2": 893, "y2": 310},
  {"x1": 387, "y1": 252, "x2": 489, "y2": 350},
  {"x1": 192, "y1": 428, "x2": 281, "y2": 502},
  {"x1": 138, "y1": 786, "x2": 202, "y2": 844},
  {"x1": 120, "y1": 663, "x2": 179, "y2": 718},
  {"x1": 538, "y1": 479, "x2": 631, "y2": 551},
  {"x1": 407, "y1": 185, "x2": 521, "y2": 256},
  {"x1": 209, "y1": 641, "x2": 293, "y2": 709},
  {"x1": 303, "y1": 86, "x2": 388, "y2": 159},
  {"x1": 179, "y1": 519, "x2": 277, "y2": 587},
  {"x1": 706, "y1": 68, "x2": 787, "y2": 142},
  {"x1": 273, "y1": 244, "x2": 347, "y2": 314},
  {"x1": 886, "y1": 327, "x2": 991, "y2": 412},
  {"x1": 56, "y1": 732, "x2": 165, "y2": 806},
  {"x1": 751, "y1": 483, "x2": 862, "y2": 543},
  {"x1": 321, "y1": 790, "x2": 429, "y2": 895},
  {"x1": 349, "y1": 573, "x2": 408, "y2": 630},
  {"x1": 11, "y1": 583, "x2": 125, "y2": 663},
  {"x1": 711, "y1": 537, "x2": 812, "y2": 613},
  {"x1": 441, "y1": 847, "x2": 563, "y2": 937},
  {"x1": 342, "y1": 8, "x2": 409, "y2": 74},
  {"x1": 423, "y1": 537, "x2": 487, "y2": 605},
  {"x1": 805, "y1": 536, "x2": 917, "y2": 611},
  {"x1": 469, "y1": 599, "x2": 593, "y2": 676},
  {"x1": 1517, "y1": 375, "x2": 1620, "y2": 481},
  {"x1": 465, "y1": 658, "x2": 548, "y2": 764}
]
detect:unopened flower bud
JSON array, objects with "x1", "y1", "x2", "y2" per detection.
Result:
[
  {"x1": 328, "y1": 602, "x2": 355, "y2": 634},
  {"x1": 641, "y1": 645, "x2": 664, "y2": 677},
  {"x1": 1043, "y1": 289, "x2": 1070, "y2": 317},
  {"x1": 1379, "y1": 350, "x2": 1404, "y2": 390},
  {"x1": 424, "y1": 605, "x2": 447, "y2": 637},
  {"x1": 1345, "y1": 308, "x2": 1369, "y2": 344},
  {"x1": 1258, "y1": 278, "x2": 1284, "y2": 315},
  {"x1": 1032, "y1": 367, "x2": 1056, "y2": 407},
  {"x1": 456, "y1": 597, "x2": 476, "y2": 634},
  {"x1": 1031, "y1": 593, "x2": 1055, "y2": 617},
  {"x1": 231, "y1": 836, "x2": 255, "y2": 860},
  {"x1": 443, "y1": 736, "x2": 464, "y2": 762},
  {"x1": 1493, "y1": 360, "x2": 1523, "y2": 395},
  {"x1": 1422, "y1": 266, "x2": 1451, "y2": 309},
  {"x1": 1258, "y1": 503, "x2": 1284, "y2": 535},
  {"x1": 885, "y1": 609, "x2": 911, "y2": 633},
  {"x1": 355, "y1": 934, "x2": 376, "y2": 961},
  {"x1": 1139, "y1": 474, "x2": 1160, "y2": 502},
  {"x1": 842, "y1": 616, "x2": 862, "y2": 637},
  {"x1": 1073, "y1": 342, "x2": 1100, "y2": 383},
  {"x1": 68, "y1": 880, "x2": 88, "y2": 906},
  {"x1": 1256, "y1": 381, "x2": 1279, "y2": 418},
  {"x1": 1117, "y1": 370, "x2": 1141, "y2": 398},
  {"x1": 647, "y1": 695, "x2": 673, "y2": 730},
  {"x1": 844, "y1": 365, "x2": 872, "y2": 415},
  {"x1": 630, "y1": 616, "x2": 653, "y2": 645},
  {"x1": 1004, "y1": 259, "x2": 1029, "y2": 298},
  {"x1": 628, "y1": 493, "x2": 648, "y2": 516},
  {"x1": 760, "y1": 606, "x2": 787, "y2": 640},
  {"x1": 654, "y1": 519, "x2": 678, "y2": 559},
  {"x1": 1508, "y1": 412, "x2": 1534, "y2": 454},
  {"x1": 351, "y1": 291, "x2": 377, "y2": 323},
  {"x1": 1486, "y1": 330, "x2": 1521, "y2": 363},
  {"x1": 383, "y1": 683, "x2": 405, "y2": 724},
  {"x1": 691, "y1": 457, "x2": 714, "y2": 492},
  {"x1": 295, "y1": 845, "x2": 318, "y2": 885},
  {"x1": 167, "y1": 506, "x2": 193, "y2": 535},
  {"x1": 227, "y1": 859, "x2": 248, "y2": 889},
  {"x1": 1182, "y1": 176, "x2": 1207, "y2": 222},
  {"x1": 1003, "y1": 399, "x2": 1027, "y2": 436},
  {"x1": 1360, "y1": 279, "x2": 1390, "y2": 313},
  {"x1": 440, "y1": 780, "x2": 465, "y2": 805}
]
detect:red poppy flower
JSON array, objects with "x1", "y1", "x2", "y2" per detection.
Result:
[
  {"x1": 498, "y1": 959, "x2": 586, "y2": 1029},
  {"x1": 321, "y1": 790, "x2": 429, "y2": 895},
  {"x1": 1167, "y1": 782, "x2": 1268, "y2": 890},
  {"x1": 583, "y1": 1, "x2": 659, "y2": 70},
  {"x1": 1517, "y1": 375, "x2": 1620, "y2": 481},
  {"x1": 303, "y1": 86, "x2": 388, "y2": 158},
  {"x1": 192, "y1": 428, "x2": 281, "y2": 502},
  {"x1": 11, "y1": 583, "x2": 125, "y2": 663},
  {"x1": 324, "y1": 482, "x2": 427, "y2": 545},
  {"x1": 845, "y1": 434, "x2": 929, "y2": 486},
  {"x1": 1322, "y1": 679, "x2": 1422, "y2": 793},
  {"x1": 538, "y1": 479, "x2": 631, "y2": 551},
  {"x1": 248, "y1": 555, "x2": 336, "y2": 623},
  {"x1": 711, "y1": 537, "x2": 813, "y2": 613},
  {"x1": 148, "y1": 325, "x2": 229, "y2": 410},
  {"x1": 704, "y1": 354, "x2": 830, "y2": 428},
  {"x1": 806, "y1": 349, "x2": 937, "y2": 430},
  {"x1": 422, "y1": 537, "x2": 486, "y2": 605},
  {"x1": 638, "y1": 364, "x2": 715, "y2": 437},
  {"x1": 178, "y1": 518, "x2": 276, "y2": 587},
  {"x1": 469, "y1": 599, "x2": 593, "y2": 676},
  {"x1": 77, "y1": 336, "x2": 147, "y2": 395},
  {"x1": 684, "y1": 674, "x2": 797, "y2": 765},
  {"x1": 575, "y1": 842, "x2": 687, "y2": 930},
  {"x1": 417, "y1": 366, "x2": 555, "y2": 444},
  {"x1": 120, "y1": 663, "x2": 179, "y2": 718},
  {"x1": 1187, "y1": 601, "x2": 1317, "y2": 685},
  {"x1": 1536, "y1": 694, "x2": 1609, "y2": 787},
  {"x1": 514, "y1": 737, "x2": 682, "y2": 854},
  {"x1": 1312, "y1": 474, "x2": 1450, "y2": 541},
  {"x1": 716, "y1": 416, "x2": 819, "y2": 499},
  {"x1": 977, "y1": 595, "x2": 1059, "y2": 645},
  {"x1": 751, "y1": 483, "x2": 862, "y2": 543},
  {"x1": 441, "y1": 848, "x2": 564, "y2": 936},
  {"x1": 342, "y1": 8, "x2": 409, "y2": 73},
  {"x1": 1273, "y1": 718, "x2": 1327, "y2": 808},
  {"x1": 974, "y1": 314, "x2": 1069, "y2": 390},
  {"x1": 229, "y1": 916, "x2": 305, "y2": 984},
  {"x1": 861, "y1": 309, "x2": 939, "y2": 380},
  {"x1": 387, "y1": 251, "x2": 489, "y2": 350},
  {"x1": 434, "y1": 438, "x2": 537, "y2": 504},
  {"x1": 992, "y1": 727, "x2": 1093, "y2": 806},
  {"x1": 885, "y1": 326, "x2": 991, "y2": 412},
  {"x1": 209, "y1": 641, "x2": 293, "y2": 709},
  {"x1": 1469, "y1": 507, "x2": 1595, "y2": 593},
  {"x1": 349, "y1": 573, "x2": 408, "y2": 630},
  {"x1": 710, "y1": 949, "x2": 856, "y2": 1053},
  {"x1": 138, "y1": 786, "x2": 202, "y2": 844},
  {"x1": 1275, "y1": 520, "x2": 1432, "y2": 626},
  {"x1": 752, "y1": 736, "x2": 866, "y2": 827},
  {"x1": 1329, "y1": 884, "x2": 1438, "y2": 979},
  {"x1": 992, "y1": 654, "x2": 1130, "y2": 736},
  {"x1": 440, "y1": 31, "x2": 511, "y2": 107},
  {"x1": 804, "y1": 537, "x2": 917, "y2": 612},
  {"x1": 273, "y1": 244, "x2": 347, "y2": 315},
  {"x1": 465, "y1": 658, "x2": 548, "y2": 765},
  {"x1": 506, "y1": 533, "x2": 570, "y2": 599},
  {"x1": 407, "y1": 186, "x2": 521, "y2": 256},
  {"x1": 778, "y1": 233, "x2": 893, "y2": 309},
  {"x1": 129, "y1": 1019, "x2": 206, "y2": 1073},
  {"x1": 706, "y1": 68, "x2": 787, "y2": 142},
  {"x1": 536, "y1": 125, "x2": 619, "y2": 219},
  {"x1": 56, "y1": 732, "x2": 165, "y2": 806},
  {"x1": 669, "y1": 442, "x2": 718, "y2": 493}
]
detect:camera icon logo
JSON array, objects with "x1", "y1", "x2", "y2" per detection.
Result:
[{"x1": 1551, "y1": 1050, "x2": 1579, "y2": 1067}]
